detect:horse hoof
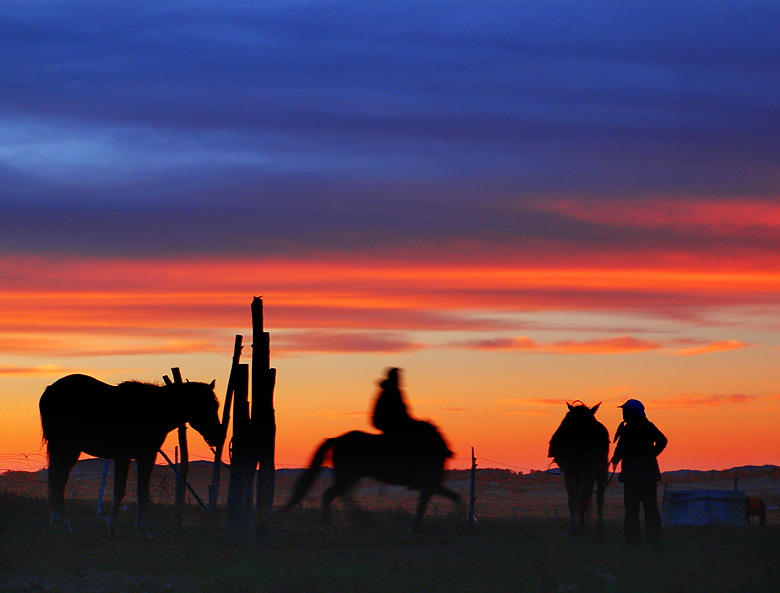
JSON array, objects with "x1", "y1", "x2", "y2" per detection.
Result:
[{"x1": 50, "y1": 517, "x2": 72, "y2": 534}]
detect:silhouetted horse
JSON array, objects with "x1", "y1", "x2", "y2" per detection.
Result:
[
  {"x1": 548, "y1": 402, "x2": 610, "y2": 536},
  {"x1": 746, "y1": 496, "x2": 766, "y2": 526},
  {"x1": 39, "y1": 374, "x2": 221, "y2": 537},
  {"x1": 283, "y1": 420, "x2": 462, "y2": 532}
]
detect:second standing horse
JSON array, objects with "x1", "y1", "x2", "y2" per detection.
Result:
[{"x1": 548, "y1": 401, "x2": 610, "y2": 536}]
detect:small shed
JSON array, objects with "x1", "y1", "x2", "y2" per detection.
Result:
[{"x1": 662, "y1": 489, "x2": 746, "y2": 527}]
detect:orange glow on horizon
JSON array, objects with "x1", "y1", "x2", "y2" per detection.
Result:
[{"x1": 1, "y1": 253, "x2": 779, "y2": 474}]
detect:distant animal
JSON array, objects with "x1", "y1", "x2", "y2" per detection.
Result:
[
  {"x1": 39, "y1": 374, "x2": 221, "y2": 538},
  {"x1": 283, "y1": 420, "x2": 462, "y2": 532},
  {"x1": 548, "y1": 401, "x2": 610, "y2": 536},
  {"x1": 745, "y1": 496, "x2": 766, "y2": 526}
]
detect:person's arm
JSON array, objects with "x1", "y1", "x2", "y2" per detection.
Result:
[
  {"x1": 610, "y1": 440, "x2": 623, "y2": 468},
  {"x1": 610, "y1": 422, "x2": 625, "y2": 468},
  {"x1": 652, "y1": 424, "x2": 668, "y2": 457}
]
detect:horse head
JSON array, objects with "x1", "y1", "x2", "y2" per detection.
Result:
[
  {"x1": 180, "y1": 380, "x2": 222, "y2": 448},
  {"x1": 566, "y1": 400, "x2": 601, "y2": 417}
]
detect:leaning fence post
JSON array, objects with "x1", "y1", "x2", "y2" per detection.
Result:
[
  {"x1": 164, "y1": 368, "x2": 188, "y2": 526},
  {"x1": 209, "y1": 335, "x2": 243, "y2": 523}
]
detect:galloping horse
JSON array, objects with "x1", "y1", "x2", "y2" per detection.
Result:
[
  {"x1": 548, "y1": 402, "x2": 610, "y2": 536},
  {"x1": 283, "y1": 420, "x2": 462, "y2": 532},
  {"x1": 40, "y1": 374, "x2": 221, "y2": 537}
]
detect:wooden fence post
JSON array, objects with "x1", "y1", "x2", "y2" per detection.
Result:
[
  {"x1": 252, "y1": 297, "x2": 277, "y2": 534},
  {"x1": 225, "y1": 363, "x2": 253, "y2": 539},
  {"x1": 469, "y1": 447, "x2": 477, "y2": 527},
  {"x1": 209, "y1": 335, "x2": 243, "y2": 523}
]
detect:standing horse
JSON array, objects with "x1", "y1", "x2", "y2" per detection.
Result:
[
  {"x1": 40, "y1": 374, "x2": 222, "y2": 537},
  {"x1": 746, "y1": 496, "x2": 766, "y2": 527},
  {"x1": 548, "y1": 401, "x2": 610, "y2": 536},
  {"x1": 283, "y1": 420, "x2": 462, "y2": 532}
]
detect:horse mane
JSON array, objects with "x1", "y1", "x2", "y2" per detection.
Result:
[
  {"x1": 116, "y1": 380, "x2": 218, "y2": 403},
  {"x1": 118, "y1": 380, "x2": 162, "y2": 389}
]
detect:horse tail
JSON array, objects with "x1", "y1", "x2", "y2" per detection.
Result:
[{"x1": 282, "y1": 438, "x2": 337, "y2": 512}]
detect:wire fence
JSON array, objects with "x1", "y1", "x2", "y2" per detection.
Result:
[{"x1": 2, "y1": 450, "x2": 541, "y2": 476}]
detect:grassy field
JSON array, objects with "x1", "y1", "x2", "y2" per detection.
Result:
[{"x1": 1, "y1": 492, "x2": 779, "y2": 593}]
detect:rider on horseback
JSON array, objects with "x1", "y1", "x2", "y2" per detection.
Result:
[
  {"x1": 371, "y1": 368, "x2": 451, "y2": 487},
  {"x1": 372, "y1": 367, "x2": 415, "y2": 433}
]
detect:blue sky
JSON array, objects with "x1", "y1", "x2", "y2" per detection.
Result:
[{"x1": 3, "y1": 1, "x2": 778, "y2": 259}]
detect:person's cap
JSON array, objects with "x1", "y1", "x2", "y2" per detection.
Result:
[{"x1": 618, "y1": 399, "x2": 645, "y2": 416}]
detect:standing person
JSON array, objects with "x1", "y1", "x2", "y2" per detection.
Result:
[
  {"x1": 610, "y1": 399, "x2": 668, "y2": 548},
  {"x1": 372, "y1": 367, "x2": 414, "y2": 433}
]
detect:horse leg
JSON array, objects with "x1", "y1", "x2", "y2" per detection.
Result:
[
  {"x1": 435, "y1": 485, "x2": 465, "y2": 518},
  {"x1": 412, "y1": 488, "x2": 433, "y2": 533},
  {"x1": 576, "y1": 481, "x2": 588, "y2": 533},
  {"x1": 47, "y1": 445, "x2": 79, "y2": 532},
  {"x1": 436, "y1": 485, "x2": 463, "y2": 505},
  {"x1": 135, "y1": 454, "x2": 156, "y2": 539},
  {"x1": 322, "y1": 477, "x2": 353, "y2": 527},
  {"x1": 563, "y1": 474, "x2": 577, "y2": 533},
  {"x1": 595, "y1": 481, "x2": 605, "y2": 538},
  {"x1": 108, "y1": 458, "x2": 130, "y2": 536}
]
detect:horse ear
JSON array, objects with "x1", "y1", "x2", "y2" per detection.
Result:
[
  {"x1": 209, "y1": 380, "x2": 216, "y2": 390},
  {"x1": 591, "y1": 403, "x2": 601, "y2": 413},
  {"x1": 567, "y1": 402, "x2": 574, "y2": 411}
]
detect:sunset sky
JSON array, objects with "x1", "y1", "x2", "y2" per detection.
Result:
[{"x1": 2, "y1": 1, "x2": 779, "y2": 474}]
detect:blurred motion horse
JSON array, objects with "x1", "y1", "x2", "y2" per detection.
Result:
[
  {"x1": 548, "y1": 401, "x2": 610, "y2": 536},
  {"x1": 283, "y1": 420, "x2": 462, "y2": 532},
  {"x1": 40, "y1": 374, "x2": 222, "y2": 537}
]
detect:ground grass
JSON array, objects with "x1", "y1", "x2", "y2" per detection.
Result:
[{"x1": 1, "y1": 492, "x2": 778, "y2": 593}]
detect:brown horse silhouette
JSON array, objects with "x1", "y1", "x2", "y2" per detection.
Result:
[
  {"x1": 746, "y1": 496, "x2": 766, "y2": 526},
  {"x1": 283, "y1": 421, "x2": 462, "y2": 532},
  {"x1": 40, "y1": 374, "x2": 221, "y2": 537},
  {"x1": 549, "y1": 401, "x2": 610, "y2": 536}
]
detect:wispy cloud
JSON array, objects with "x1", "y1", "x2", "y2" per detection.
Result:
[
  {"x1": 274, "y1": 330, "x2": 424, "y2": 355},
  {"x1": 0, "y1": 332, "x2": 227, "y2": 358},
  {"x1": 654, "y1": 394, "x2": 758, "y2": 409},
  {"x1": 454, "y1": 335, "x2": 662, "y2": 355},
  {"x1": 536, "y1": 197, "x2": 780, "y2": 233},
  {"x1": 673, "y1": 339, "x2": 750, "y2": 357},
  {"x1": 0, "y1": 364, "x2": 70, "y2": 377},
  {"x1": 498, "y1": 398, "x2": 567, "y2": 407},
  {"x1": 4, "y1": 256, "x2": 780, "y2": 342}
]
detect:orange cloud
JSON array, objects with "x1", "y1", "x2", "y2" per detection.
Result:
[
  {"x1": 538, "y1": 197, "x2": 780, "y2": 232},
  {"x1": 674, "y1": 339, "x2": 750, "y2": 356},
  {"x1": 2, "y1": 254, "x2": 780, "y2": 361},
  {"x1": 0, "y1": 364, "x2": 70, "y2": 377},
  {"x1": 455, "y1": 335, "x2": 662, "y2": 355},
  {"x1": 0, "y1": 332, "x2": 227, "y2": 358}
]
